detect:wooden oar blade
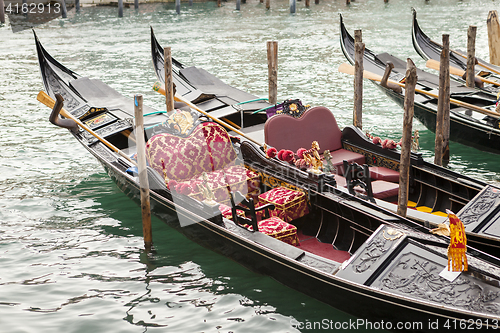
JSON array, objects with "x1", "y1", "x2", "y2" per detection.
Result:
[
  {"x1": 338, "y1": 63, "x2": 384, "y2": 82},
  {"x1": 425, "y1": 59, "x2": 465, "y2": 77}
]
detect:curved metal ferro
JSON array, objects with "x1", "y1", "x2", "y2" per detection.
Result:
[
  {"x1": 49, "y1": 94, "x2": 78, "y2": 132},
  {"x1": 380, "y1": 62, "x2": 402, "y2": 93}
]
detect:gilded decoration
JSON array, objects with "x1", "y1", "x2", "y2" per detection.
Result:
[
  {"x1": 343, "y1": 143, "x2": 400, "y2": 171},
  {"x1": 246, "y1": 164, "x2": 308, "y2": 201},
  {"x1": 166, "y1": 110, "x2": 195, "y2": 135}
]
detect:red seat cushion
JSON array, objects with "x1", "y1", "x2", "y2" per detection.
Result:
[
  {"x1": 218, "y1": 204, "x2": 244, "y2": 220},
  {"x1": 335, "y1": 175, "x2": 399, "y2": 200},
  {"x1": 258, "y1": 187, "x2": 309, "y2": 222},
  {"x1": 329, "y1": 149, "x2": 366, "y2": 175},
  {"x1": 247, "y1": 216, "x2": 300, "y2": 246},
  {"x1": 369, "y1": 166, "x2": 400, "y2": 183},
  {"x1": 356, "y1": 180, "x2": 400, "y2": 200},
  {"x1": 187, "y1": 165, "x2": 260, "y2": 205},
  {"x1": 146, "y1": 122, "x2": 238, "y2": 182}
]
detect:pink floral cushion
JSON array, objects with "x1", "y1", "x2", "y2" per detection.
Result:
[
  {"x1": 146, "y1": 122, "x2": 238, "y2": 182},
  {"x1": 188, "y1": 165, "x2": 260, "y2": 205},
  {"x1": 218, "y1": 204, "x2": 244, "y2": 220},
  {"x1": 258, "y1": 186, "x2": 309, "y2": 222},
  {"x1": 247, "y1": 216, "x2": 300, "y2": 246}
]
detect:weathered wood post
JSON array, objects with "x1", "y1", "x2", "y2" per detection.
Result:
[
  {"x1": 175, "y1": 0, "x2": 180, "y2": 14},
  {"x1": 266, "y1": 0, "x2": 270, "y2": 10},
  {"x1": 346, "y1": 0, "x2": 350, "y2": 5},
  {"x1": 0, "y1": 0, "x2": 5, "y2": 24},
  {"x1": 267, "y1": 41, "x2": 278, "y2": 105},
  {"x1": 435, "y1": 34, "x2": 451, "y2": 166},
  {"x1": 236, "y1": 0, "x2": 241, "y2": 10},
  {"x1": 164, "y1": 47, "x2": 174, "y2": 112},
  {"x1": 118, "y1": 0, "x2": 123, "y2": 17},
  {"x1": 305, "y1": 0, "x2": 309, "y2": 7},
  {"x1": 61, "y1": 0, "x2": 67, "y2": 18},
  {"x1": 217, "y1": 0, "x2": 221, "y2": 7},
  {"x1": 466, "y1": 25, "x2": 477, "y2": 89},
  {"x1": 189, "y1": 0, "x2": 193, "y2": 6},
  {"x1": 315, "y1": 0, "x2": 319, "y2": 4},
  {"x1": 134, "y1": 94, "x2": 153, "y2": 251},
  {"x1": 353, "y1": 30, "x2": 364, "y2": 130},
  {"x1": 134, "y1": 0, "x2": 139, "y2": 10},
  {"x1": 488, "y1": 10, "x2": 500, "y2": 65},
  {"x1": 75, "y1": 0, "x2": 80, "y2": 13},
  {"x1": 397, "y1": 59, "x2": 417, "y2": 218},
  {"x1": 290, "y1": 0, "x2": 296, "y2": 13}
]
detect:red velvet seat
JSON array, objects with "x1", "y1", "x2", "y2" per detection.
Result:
[
  {"x1": 334, "y1": 174, "x2": 399, "y2": 200},
  {"x1": 369, "y1": 166, "x2": 400, "y2": 183},
  {"x1": 264, "y1": 106, "x2": 365, "y2": 173},
  {"x1": 357, "y1": 180, "x2": 400, "y2": 200}
]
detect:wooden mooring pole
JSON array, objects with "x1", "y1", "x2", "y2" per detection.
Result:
[
  {"x1": 0, "y1": 0, "x2": 5, "y2": 24},
  {"x1": 305, "y1": 0, "x2": 309, "y2": 8},
  {"x1": 267, "y1": 41, "x2": 278, "y2": 105},
  {"x1": 217, "y1": 0, "x2": 221, "y2": 7},
  {"x1": 466, "y1": 25, "x2": 477, "y2": 89},
  {"x1": 236, "y1": 0, "x2": 241, "y2": 10},
  {"x1": 175, "y1": 0, "x2": 180, "y2": 14},
  {"x1": 487, "y1": 10, "x2": 500, "y2": 65},
  {"x1": 134, "y1": 0, "x2": 139, "y2": 10},
  {"x1": 397, "y1": 59, "x2": 417, "y2": 218},
  {"x1": 118, "y1": 0, "x2": 123, "y2": 17},
  {"x1": 164, "y1": 47, "x2": 174, "y2": 112},
  {"x1": 266, "y1": 0, "x2": 270, "y2": 10},
  {"x1": 134, "y1": 94, "x2": 153, "y2": 250},
  {"x1": 75, "y1": 0, "x2": 80, "y2": 13},
  {"x1": 61, "y1": 0, "x2": 67, "y2": 18},
  {"x1": 434, "y1": 34, "x2": 450, "y2": 166},
  {"x1": 290, "y1": 0, "x2": 296, "y2": 14},
  {"x1": 353, "y1": 30, "x2": 364, "y2": 130}
]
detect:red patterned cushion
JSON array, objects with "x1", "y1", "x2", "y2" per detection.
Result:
[
  {"x1": 218, "y1": 204, "x2": 244, "y2": 220},
  {"x1": 258, "y1": 187, "x2": 309, "y2": 222},
  {"x1": 146, "y1": 122, "x2": 238, "y2": 182},
  {"x1": 247, "y1": 216, "x2": 300, "y2": 246},
  {"x1": 187, "y1": 165, "x2": 260, "y2": 205}
]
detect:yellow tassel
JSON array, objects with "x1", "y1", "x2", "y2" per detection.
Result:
[{"x1": 447, "y1": 247, "x2": 468, "y2": 272}]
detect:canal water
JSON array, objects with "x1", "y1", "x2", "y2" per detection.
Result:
[{"x1": 1, "y1": 0, "x2": 499, "y2": 332}]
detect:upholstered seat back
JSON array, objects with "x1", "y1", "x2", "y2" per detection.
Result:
[
  {"x1": 264, "y1": 106, "x2": 342, "y2": 154},
  {"x1": 146, "y1": 122, "x2": 238, "y2": 182}
]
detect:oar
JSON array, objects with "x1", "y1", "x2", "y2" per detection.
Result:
[
  {"x1": 448, "y1": 48, "x2": 500, "y2": 77},
  {"x1": 152, "y1": 82, "x2": 264, "y2": 147},
  {"x1": 37, "y1": 91, "x2": 138, "y2": 166},
  {"x1": 338, "y1": 63, "x2": 500, "y2": 119},
  {"x1": 425, "y1": 59, "x2": 500, "y2": 87}
]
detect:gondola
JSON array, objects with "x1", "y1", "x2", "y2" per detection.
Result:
[
  {"x1": 340, "y1": 14, "x2": 500, "y2": 156},
  {"x1": 150, "y1": 27, "x2": 270, "y2": 130},
  {"x1": 412, "y1": 8, "x2": 500, "y2": 93},
  {"x1": 338, "y1": 16, "x2": 500, "y2": 257},
  {"x1": 35, "y1": 31, "x2": 500, "y2": 331}
]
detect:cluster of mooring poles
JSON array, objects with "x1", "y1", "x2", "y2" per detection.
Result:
[
  {"x1": 0, "y1": 0, "x2": 446, "y2": 23},
  {"x1": 349, "y1": 10, "x2": 500, "y2": 219}
]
